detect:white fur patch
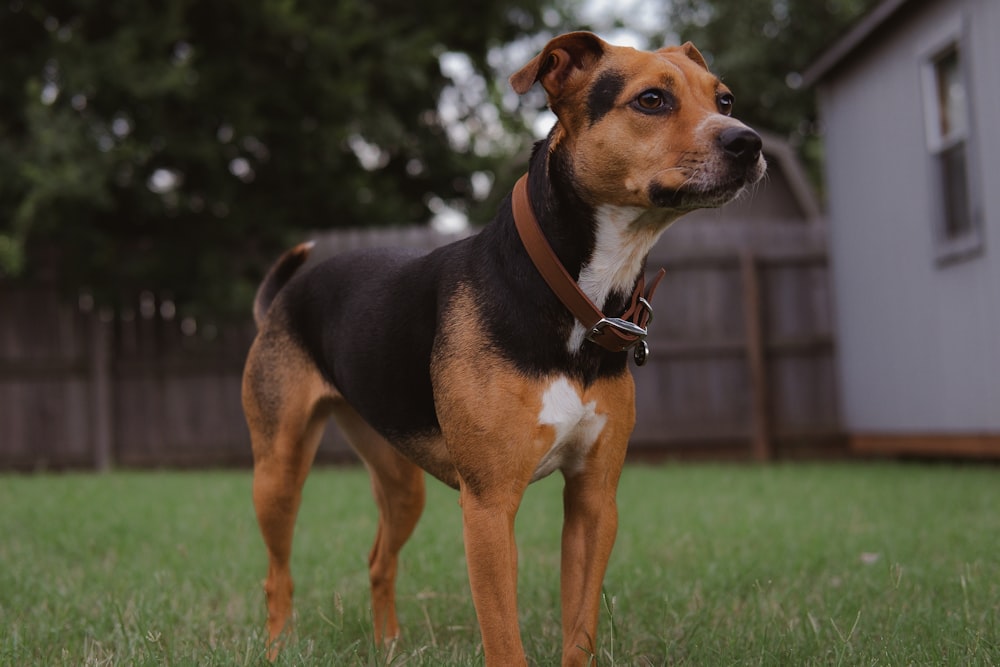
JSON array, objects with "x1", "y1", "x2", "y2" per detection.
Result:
[
  {"x1": 567, "y1": 205, "x2": 676, "y2": 352},
  {"x1": 532, "y1": 377, "x2": 607, "y2": 481}
]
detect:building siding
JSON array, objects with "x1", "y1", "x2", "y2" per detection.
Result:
[{"x1": 819, "y1": 0, "x2": 1000, "y2": 433}]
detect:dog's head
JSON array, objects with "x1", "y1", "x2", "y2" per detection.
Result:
[{"x1": 512, "y1": 32, "x2": 766, "y2": 214}]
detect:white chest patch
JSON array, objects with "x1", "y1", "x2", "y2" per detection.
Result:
[
  {"x1": 532, "y1": 377, "x2": 607, "y2": 481},
  {"x1": 567, "y1": 205, "x2": 676, "y2": 353}
]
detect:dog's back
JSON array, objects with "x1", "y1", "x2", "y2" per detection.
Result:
[{"x1": 253, "y1": 243, "x2": 458, "y2": 444}]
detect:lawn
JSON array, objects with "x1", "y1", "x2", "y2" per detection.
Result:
[{"x1": 0, "y1": 463, "x2": 997, "y2": 665}]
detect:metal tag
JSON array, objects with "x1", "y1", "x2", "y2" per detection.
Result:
[{"x1": 633, "y1": 339, "x2": 649, "y2": 366}]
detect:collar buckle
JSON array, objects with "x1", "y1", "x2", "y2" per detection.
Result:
[{"x1": 587, "y1": 317, "x2": 648, "y2": 347}]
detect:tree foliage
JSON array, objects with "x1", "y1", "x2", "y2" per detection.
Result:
[{"x1": 0, "y1": 0, "x2": 546, "y2": 315}]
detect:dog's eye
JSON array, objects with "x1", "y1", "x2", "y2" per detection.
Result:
[
  {"x1": 717, "y1": 92, "x2": 735, "y2": 116},
  {"x1": 638, "y1": 91, "x2": 663, "y2": 109},
  {"x1": 633, "y1": 89, "x2": 671, "y2": 113}
]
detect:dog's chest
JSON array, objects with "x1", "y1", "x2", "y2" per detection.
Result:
[
  {"x1": 567, "y1": 205, "x2": 673, "y2": 353},
  {"x1": 532, "y1": 377, "x2": 607, "y2": 481}
]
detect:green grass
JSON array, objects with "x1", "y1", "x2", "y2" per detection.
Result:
[{"x1": 0, "y1": 463, "x2": 997, "y2": 665}]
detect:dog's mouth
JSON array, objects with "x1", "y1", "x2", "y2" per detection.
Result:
[
  {"x1": 649, "y1": 172, "x2": 758, "y2": 210},
  {"x1": 649, "y1": 152, "x2": 766, "y2": 211}
]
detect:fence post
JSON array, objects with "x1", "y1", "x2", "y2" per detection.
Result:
[
  {"x1": 89, "y1": 311, "x2": 114, "y2": 471},
  {"x1": 741, "y1": 250, "x2": 773, "y2": 461}
]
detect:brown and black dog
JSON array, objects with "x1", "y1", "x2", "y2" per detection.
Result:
[{"x1": 243, "y1": 31, "x2": 765, "y2": 666}]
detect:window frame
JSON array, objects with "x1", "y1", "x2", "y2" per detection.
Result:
[{"x1": 918, "y1": 15, "x2": 984, "y2": 265}]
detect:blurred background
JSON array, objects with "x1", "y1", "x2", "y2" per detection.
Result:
[{"x1": 2, "y1": 0, "x2": 998, "y2": 469}]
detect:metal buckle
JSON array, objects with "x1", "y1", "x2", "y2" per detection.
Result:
[
  {"x1": 587, "y1": 317, "x2": 648, "y2": 346},
  {"x1": 587, "y1": 299, "x2": 656, "y2": 366}
]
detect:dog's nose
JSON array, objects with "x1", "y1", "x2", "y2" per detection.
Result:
[{"x1": 718, "y1": 127, "x2": 762, "y2": 163}]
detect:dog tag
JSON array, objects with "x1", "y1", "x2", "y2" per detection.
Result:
[{"x1": 633, "y1": 340, "x2": 648, "y2": 366}]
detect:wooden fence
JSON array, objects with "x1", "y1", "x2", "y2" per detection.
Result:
[
  {"x1": 0, "y1": 285, "x2": 257, "y2": 469},
  {"x1": 0, "y1": 220, "x2": 842, "y2": 470},
  {"x1": 633, "y1": 217, "x2": 840, "y2": 459}
]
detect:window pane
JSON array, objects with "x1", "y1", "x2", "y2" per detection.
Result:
[
  {"x1": 937, "y1": 141, "x2": 972, "y2": 239},
  {"x1": 934, "y1": 48, "x2": 966, "y2": 140}
]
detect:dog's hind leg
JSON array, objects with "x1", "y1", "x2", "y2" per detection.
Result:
[
  {"x1": 244, "y1": 341, "x2": 334, "y2": 658},
  {"x1": 332, "y1": 405, "x2": 426, "y2": 645}
]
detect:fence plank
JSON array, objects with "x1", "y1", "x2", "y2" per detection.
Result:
[
  {"x1": 89, "y1": 315, "x2": 113, "y2": 471},
  {"x1": 740, "y1": 250, "x2": 773, "y2": 461}
]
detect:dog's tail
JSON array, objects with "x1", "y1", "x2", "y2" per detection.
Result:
[{"x1": 253, "y1": 241, "x2": 315, "y2": 326}]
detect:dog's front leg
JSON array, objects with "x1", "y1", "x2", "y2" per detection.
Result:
[
  {"x1": 559, "y1": 376, "x2": 634, "y2": 666},
  {"x1": 460, "y1": 483, "x2": 529, "y2": 667},
  {"x1": 559, "y1": 468, "x2": 622, "y2": 665}
]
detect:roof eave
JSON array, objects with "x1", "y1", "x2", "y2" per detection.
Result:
[{"x1": 801, "y1": 0, "x2": 916, "y2": 87}]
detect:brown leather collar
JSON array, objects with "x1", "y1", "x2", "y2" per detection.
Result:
[{"x1": 512, "y1": 174, "x2": 665, "y2": 364}]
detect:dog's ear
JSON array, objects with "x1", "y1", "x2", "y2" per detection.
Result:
[
  {"x1": 510, "y1": 32, "x2": 606, "y2": 99},
  {"x1": 679, "y1": 42, "x2": 709, "y2": 71}
]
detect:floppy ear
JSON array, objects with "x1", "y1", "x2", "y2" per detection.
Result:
[
  {"x1": 509, "y1": 31, "x2": 606, "y2": 100},
  {"x1": 680, "y1": 41, "x2": 709, "y2": 71}
]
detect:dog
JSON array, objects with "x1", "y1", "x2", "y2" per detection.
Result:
[{"x1": 242, "y1": 31, "x2": 765, "y2": 666}]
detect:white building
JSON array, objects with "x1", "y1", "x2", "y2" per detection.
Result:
[{"x1": 803, "y1": 0, "x2": 1000, "y2": 456}]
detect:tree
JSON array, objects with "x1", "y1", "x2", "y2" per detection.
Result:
[{"x1": 0, "y1": 0, "x2": 547, "y2": 316}]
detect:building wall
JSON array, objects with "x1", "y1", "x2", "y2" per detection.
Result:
[{"x1": 819, "y1": 0, "x2": 1000, "y2": 433}]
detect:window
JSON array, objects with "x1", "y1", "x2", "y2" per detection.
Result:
[{"x1": 920, "y1": 25, "x2": 982, "y2": 263}]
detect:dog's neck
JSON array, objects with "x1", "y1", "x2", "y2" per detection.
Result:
[{"x1": 523, "y1": 133, "x2": 676, "y2": 351}]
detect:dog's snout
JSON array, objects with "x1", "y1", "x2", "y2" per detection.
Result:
[{"x1": 718, "y1": 127, "x2": 762, "y2": 163}]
